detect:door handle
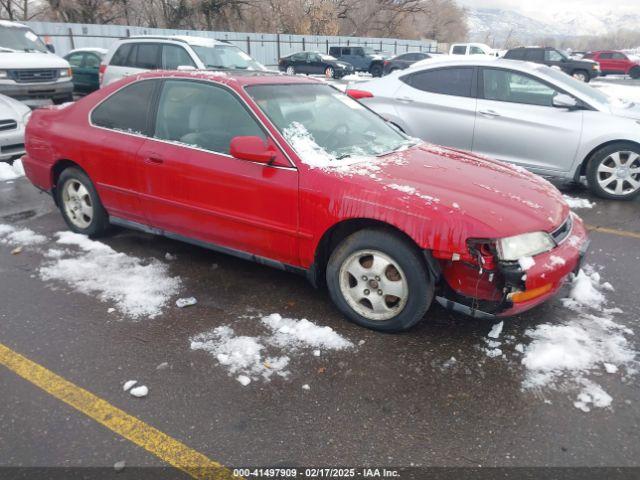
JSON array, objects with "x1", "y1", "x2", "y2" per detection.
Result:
[
  {"x1": 478, "y1": 109, "x2": 501, "y2": 118},
  {"x1": 145, "y1": 155, "x2": 164, "y2": 165},
  {"x1": 395, "y1": 96, "x2": 414, "y2": 103}
]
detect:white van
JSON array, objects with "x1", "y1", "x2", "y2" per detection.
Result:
[
  {"x1": 0, "y1": 20, "x2": 73, "y2": 105},
  {"x1": 449, "y1": 43, "x2": 497, "y2": 57},
  {"x1": 100, "y1": 35, "x2": 267, "y2": 87}
]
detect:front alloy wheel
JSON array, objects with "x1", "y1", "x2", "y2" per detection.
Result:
[
  {"x1": 339, "y1": 250, "x2": 409, "y2": 321},
  {"x1": 572, "y1": 70, "x2": 588, "y2": 82},
  {"x1": 326, "y1": 229, "x2": 434, "y2": 332},
  {"x1": 325, "y1": 66, "x2": 335, "y2": 78},
  {"x1": 587, "y1": 143, "x2": 640, "y2": 200},
  {"x1": 286, "y1": 66, "x2": 295, "y2": 75}
]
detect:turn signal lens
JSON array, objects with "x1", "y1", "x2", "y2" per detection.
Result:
[{"x1": 508, "y1": 283, "x2": 553, "y2": 303}]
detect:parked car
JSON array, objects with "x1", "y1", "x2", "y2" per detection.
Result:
[
  {"x1": 383, "y1": 52, "x2": 432, "y2": 75},
  {"x1": 100, "y1": 35, "x2": 266, "y2": 87},
  {"x1": 328, "y1": 46, "x2": 385, "y2": 77},
  {"x1": 64, "y1": 48, "x2": 108, "y2": 93},
  {"x1": 503, "y1": 46, "x2": 600, "y2": 82},
  {"x1": 450, "y1": 43, "x2": 496, "y2": 56},
  {"x1": 583, "y1": 51, "x2": 640, "y2": 79},
  {"x1": 0, "y1": 92, "x2": 30, "y2": 162},
  {"x1": 0, "y1": 21, "x2": 73, "y2": 105},
  {"x1": 348, "y1": 58, "x2": 640, "y2": 200},
  {"x1": 23, "y1": 70, "x2": 587, "y2": 331},
  {"x1": 278, "y1": 51, "x2": 354, "y2": 78}
]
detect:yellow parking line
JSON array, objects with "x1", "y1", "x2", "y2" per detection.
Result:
[
  {"x1": 585, "y1": 224, "x2": 640, "y2": 240},
  {"x1": 0, "y1": 343, "x2": 236, "y2": 480}
]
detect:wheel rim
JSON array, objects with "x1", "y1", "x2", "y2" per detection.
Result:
[
  {"x1": 325, "y1": 67, "x2": 334, "y2": 78},
  {"x1": 286, "y1": 66, "x2": 295, "y2": 75},
  {"x1": 339, "y1": 249, "x2": 409, "y2": 321},
  {"x1": 62, "y1": 179, "x2": 94, "y2": 229},
  {"x1": 596, "y1": 151, "x2": 640, "y2": 196},
  {"x1": 573, "y1": 72, "x2": 587, "y2": 81}
]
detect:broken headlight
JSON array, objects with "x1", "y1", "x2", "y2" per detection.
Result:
[{"x1": 496, "y1": 232, "x2": 555, "y2": 261}]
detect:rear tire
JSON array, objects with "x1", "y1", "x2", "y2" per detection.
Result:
[
  {"x1": 326, "y1": 229, "x2": 434, "y2": 332},
  {"x1": 630, "y1": 67, "x2": 640, "y2": 79},
  {"x1": 586, "y1": 142, "x2": 640, "y2": 200},
  {"x1": 56, "y1": 167, "x2": 110, "y2": 237},
  {"x1": 286, "y1": 66, "x2": 295, "y2": 75},
  {"x1": 370, "y1": 64, "x2": 383, "y2": 78}
]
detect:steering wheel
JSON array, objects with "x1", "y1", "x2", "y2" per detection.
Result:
[{"x1": 320, "y1": 123, "x2": 351, "y2": 151}]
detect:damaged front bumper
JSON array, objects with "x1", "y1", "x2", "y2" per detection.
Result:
[{"x1": 436, "y1": 213, "x2": 590, "y2": 319}]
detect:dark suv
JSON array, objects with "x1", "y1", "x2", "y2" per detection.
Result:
[
  {"x1": 328, "y1": 46, "x2": 387, "y2": 77},
  {"x1": 503, "y1": 47, "x2": 600, "y2": 82}
]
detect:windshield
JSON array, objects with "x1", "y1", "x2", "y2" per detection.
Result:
[
  {"x1": 0, "y1": 26, "x2": 47, "y2": 53},
  {"x1": 191, "y1": 44, "x2": 266, "y2": 71},
  {"x1": 247, "y1": 84, "x2": 412, "y2": 165},
  {"x1": 539, "y1": 65, "x2": 611, "y2": 105}
]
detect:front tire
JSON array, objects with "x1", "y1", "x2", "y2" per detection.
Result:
[
  {"x1": 572, "y1": 70, "x2": 589, "y2": 82},
  {"x1": 586, "y1": 142, "x2": 640, "y2": 200},
  {"x1": 326, "y1": 229, "x2": 434, "y2": 332},
  {"x1": 56, "y1": 167, "x2": 110, "y2": 236}
]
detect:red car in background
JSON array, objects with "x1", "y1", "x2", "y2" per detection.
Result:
[
  {"x1": 584, "y1": 51, "x2": 640, "y2": 78},
  {"x1": 22, "y1": 71, "x2": 588, "y2": 331}
]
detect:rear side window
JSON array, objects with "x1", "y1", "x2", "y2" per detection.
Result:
[
  {"x1": 612, "y1": 53, "x2": 627, "y2": 60},
  {"x1": 403, "y1": 67, "x2": 474, "y2": 97},
  {"x1": 110, "y1": 44, "x2": 132, "y2": 66},
  {"x1": 451, "y1": 45, "x2": 466, "y2": 55},
  {"x1": 91, "y1": 80, "x2": 158, "y2": 134},
  {"x1": 134, "y1": 43, "x2": 161, "y2": 69},
  {"x1": 162, "y1": 44, "x2": 195, "y2": 69}
]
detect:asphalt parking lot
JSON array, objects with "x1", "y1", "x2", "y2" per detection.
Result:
[{"x1": 1, "y1": 78, "x2": 640, "y2": 479}]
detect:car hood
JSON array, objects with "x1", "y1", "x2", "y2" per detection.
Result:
[
  {"x1": 609, "y1": 101, "x2": 640, "y2": 120},
  {"x1": 335, "y1": 61, "x2": 352, "y2": 69},
  {"x1": 0, "y1": 92, "x2": 30, "y2": 118},
  {"x1": 310, "y1": 143, "x2": 569, "y2": 249},
  {"x1": 0, "y1": 51, "x2": 69, "y2": 69}
]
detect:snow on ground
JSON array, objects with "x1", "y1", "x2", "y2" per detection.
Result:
[
  {"x1": 190, "y1": 313, "x2": 354, "y2": 386},
  {"x1": 0, "y1": 159, "x2": 24, "y2": 181},
  {"x1": 39, "y1": 231, "x2": 181, "y2": 319},
  {"x1": 563, "y1": 195, "x2": 595, "y2": 209},
  {"x1": 592, "y1": 81, "x2": 640, "y2": 104},
  {"x1": 519, "y1": 266, "x2": 636, "y2": 411},
  {"x1": 0, "y1": 223, "x2": 47, "y2": 246}
]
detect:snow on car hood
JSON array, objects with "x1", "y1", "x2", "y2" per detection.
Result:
[
  {"x1": 303, "y1": 143, "x2": 569, "y2": 249},
  {"x1": 609, "y1": 102, "x2": 640, "y2": 120},
  {"x1": 0, "y1": 51, "x2": 69, "y2": 69}
]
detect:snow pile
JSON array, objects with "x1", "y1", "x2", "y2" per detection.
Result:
[
  {"x1": 39, "y1": 231, "x2": 181, "y2": 318},
  {"x1": 563, "y1": 195, "x2": 594, "y2": 209},
  {"x1": 0, "y1": 223, "x2": 47, "y2": 246},
  {"x1": 518, "y1": 256, "x2": 535, "y2": 271},
  {"x1": 520, "y1": 267, "x2": 636, "y2": 411},
  {"x1": 483, "y1": 321, "x2": 504, "y2": 358},
  {"x1": 0, "y1": 159, "x2": 24, "y2": 181},
  {"x1": 190, "y1": 313, "x2": 354, "y2": 386}
]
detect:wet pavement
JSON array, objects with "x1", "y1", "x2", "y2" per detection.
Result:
[{"x1": 0, "y1": 173, "x2": 639, "y2": 477}]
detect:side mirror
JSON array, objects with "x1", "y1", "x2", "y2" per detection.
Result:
[
  {"x1": 46, "y1": 43, "x2": 55, "y2": 53},
  {"x1": 552, "y1": 93, "x2": 578, "y2": 109},
  {"x1": 230, "y1": 136, "x2": 276, "y2": 164}
]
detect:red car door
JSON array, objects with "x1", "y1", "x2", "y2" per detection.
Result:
[
  {"x1": 137, "y1": 79, "x2": 300, "y2": 266},
  {"x1": 87, "y1": 79, "x2": 160, "y2": 223}
]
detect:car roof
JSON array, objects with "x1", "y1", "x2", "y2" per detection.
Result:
[
  {"x1": 122, "y1": 35, "x2": 229, "y2": 47},
  {"x1": 408, "y1": 57, "x2": 547, "y2": 73},
  {"x1": 131, "y1": 69, "x2": 324, "y2": 88},
  {"x1": 67, "y1": 47, "x2": 108, "y2": 55},
  {"x1": 0, "y1": 20, "x2": 28, "y2": 29}
]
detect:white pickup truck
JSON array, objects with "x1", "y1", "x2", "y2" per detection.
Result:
[{"x1": 0, "y1": 20, "x2": 73, "y2": 105}]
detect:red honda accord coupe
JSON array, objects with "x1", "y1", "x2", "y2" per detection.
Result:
[{"x1": 23, "y1": 70, "x2": 588, "y2": 331}]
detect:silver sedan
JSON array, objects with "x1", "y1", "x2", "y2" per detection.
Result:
[
  {"x1": 350, "y1": 58, "x2": 640, "y2": 200},
  {"x1": 0, "y1": 93, "x2": 30, "y2": 163}
]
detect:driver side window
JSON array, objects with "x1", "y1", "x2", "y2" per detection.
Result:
[
  {"x1": 545, "y1": 50, "x2": 564, "y2": 62},
  {"x1": 482, "y1": 68, "x2": 559, "y2": 107},
  {"x1": 154, "y1": 80, "x2": 265, "y2": 155}
]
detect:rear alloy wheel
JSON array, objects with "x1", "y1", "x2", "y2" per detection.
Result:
[
  {"x1": 326, "y1": 229, "x2": 433, "y2": 332},
  {"x1": 57, "y1": 167, "x2": 110, "y2": 236},
  {"x1": 325, "y1": 66, "x2": 335, "y2": 78},
  {"x1": 572, "y1": 70, "x2": 589, "y2": 82},
  {"x1": 586, "y1": 143, "x2": 640, "y2": 200},
  {"x1": 286, "y1": 66, "x2": 295, "y2": 75}
]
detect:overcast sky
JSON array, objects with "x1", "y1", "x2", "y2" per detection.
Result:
[{"x1": 457, "y1": 0, "x2": 640, "y2": 19}]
